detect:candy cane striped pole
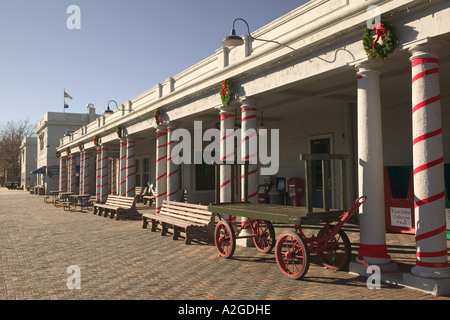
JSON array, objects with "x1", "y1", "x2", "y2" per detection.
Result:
[
  {"x1": 119, "y1": 138, "x2": 127, "y2": 196},
  {"x1": 83, "y1": 151, "x2": 90, "y2": 195},
  {"x1": 410, "y1": 45, "x2": 450, "y2": 278},
  {"x1": 95, "y1": 146, "x2": 101, "y2": 202},
  {"x1": 125, "y1": 138, "x2": 136, "y2": 197},
  {"x1": 111, "y1": 158, "x2": 117, "y2": 195},
  {"x1": 155, "y1": 126, "x2": 167, "y2": 214},
  {"x1": 219, "y1": 106, "x2": 235, "y2": 225},
  {"x1": 59, "y1": 156, "x2": 67, "y2": 192},
  {"x1": 69, "y1": 154, "x2": 77, "y2": 194},
  {"x1": 79, "y1": 152, "x2": 84, "y2": 195},
  {"x1": 100, "y1": 146, "x2": 109, "y2": 203},
  {"x1": 167, "y1": 123, "x2": 180, "y2": 201},
  {"x1": 355, "y1": 60, "x2": 391, "y2": 266},
  {"x1": 238, "y1": 99, "x2": 259, "y2": 246}
]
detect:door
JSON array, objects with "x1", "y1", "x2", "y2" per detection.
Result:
[{"x1": 310, "y1": 137, "x2": 331, "y2": 208}]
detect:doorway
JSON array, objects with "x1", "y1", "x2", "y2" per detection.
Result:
[{"x1": 310, "y1": 136, "x2": 332, "y2": 208}]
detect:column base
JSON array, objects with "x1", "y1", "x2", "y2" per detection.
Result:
[
  {"x1": 236, "y1": 229, "x2": 255, "y2": 247},
  {"x1": 349, "y1": 259, "x2": 450, "y2": 296},
  {"x1": 411, "y1": 265, "x2": 450, "y2": 279}
]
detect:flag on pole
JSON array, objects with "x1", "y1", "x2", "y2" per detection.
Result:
[
  {"x1": 64, "y1": 91, "x2": 73, "y2": 99},
  {"x1": 64, "y1": 102, "x2": 69, "y2": 109}
]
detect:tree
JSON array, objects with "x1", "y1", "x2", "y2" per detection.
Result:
[{"x1": 0, "y1": 119, "x2": 36, "y2": 185}]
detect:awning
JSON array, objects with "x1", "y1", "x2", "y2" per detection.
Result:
[{"x1": 30, "y1": 167, "x2": 46, "y2": 174}]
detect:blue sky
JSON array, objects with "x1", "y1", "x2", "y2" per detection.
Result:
[{"x1": 0, "y1": 0, "x2": 306, "y2": 129}]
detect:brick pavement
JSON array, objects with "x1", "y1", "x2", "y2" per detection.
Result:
[{"x1": 0, "y1": 188, "x2": 449, "y2": 302}]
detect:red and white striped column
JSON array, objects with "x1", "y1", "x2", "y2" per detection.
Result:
[
  {"x1": 95, "y1": 146, "x2": 101, "y2": 202},
  {"x1": 155, "y1": 125, "x2": 168, "y2": 213},
  {"x1": 82, "y1": 151, "x2": 90, "y2": 195},
  {"x1": 68, "y1": 154, "x2": 78, "y2": 194},
  {"x1": 238, "y1": 98, "x2": 259, "y2": 246},
  {"x1": 355, "y1": 60, "x2": 392, "y2": 267},
  {"x1": 125, "y1": 137, "x2": 136, "y2": 197},
  {"x1": 167, "y1": 123, "x2": 180, "y2": 201},
  {"x1": 219, "y1": 106, "x2": 235, "y2": 224},
  {"x1": 119, "y1": 139, "x2": 127, "y2": 196},
  {"x1": 110, "y1": 158, "x2": 117, "y2": 195},
  {"x1": 100, "y1": 146, "x2": 109, "y2": 203},
  {"x1": 59, "y1": 156, "x2": 67, "y2": 192},
  {"x1": 410, "y1": 45, "x2": 450, "y2": 278}
]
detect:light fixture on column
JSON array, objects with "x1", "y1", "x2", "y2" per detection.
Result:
[
  {"x1": 222, "y1": 18, "x2": 294, "y2": 50},
  {"x1": 257, "y1": 111, "x2": 267, "y2": 136},
  {"x1": 104, "y1": 100, "x2": 117, "y2": 115}
]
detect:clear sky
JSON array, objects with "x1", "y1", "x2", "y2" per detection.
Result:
[{"x1": 0, "y1": 0, "x2": 307, "y2": 130}]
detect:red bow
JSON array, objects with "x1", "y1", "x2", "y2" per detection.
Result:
[
  {"x1": 221, "y1": 81, "x2": 227, "y2": 97},
  {"x1": 372, "y1": 22, "x2": 386, "y2": 55}
]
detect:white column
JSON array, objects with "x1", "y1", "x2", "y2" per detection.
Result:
[
  {"x1": 409, "y1": 44, "x2": 450, "y2": 278},
  {"x1": 119, "y1": 138, "x2": 127, "y2": 196},
  {"x1": 79, "y1": 152, "x2": 85, "y2": 195},
  {"x1": 167, "y1": 123, "x2": 180, "y2": 201},
  {"x1": 100, "y1": 146, "x2": 109, "y2": 203},
  {"x1": 95, "y1": 146, "x2": 101, "y2": 202},
  {"x1": 125, "y1": 137, "x2": 136, "y2": 197},
  {"x1": 219, "y1": 106, "x2": 235, "y2": 224},
  {"x1": 59, "y1": 156, "x2": 67, "y2": 192},
  {"x1": 238, "y1": 98, "x2": 259, "y2": 246},
  {"x1": 355, "y1": 60, "x2": 391, "y2": 266},
  {"x1": 155, "y1": 125, "x2": 167, "y2": 213},
  {"x1": 82, "y1": 151, "x2": 90, "y2": 195},
  {"x1": 68, "y1": 154, "x2": 78, "y2": 194}
]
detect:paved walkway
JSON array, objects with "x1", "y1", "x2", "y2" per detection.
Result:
[{"x1": 0, "y1": 188, "x2": 449, "y2": 301}]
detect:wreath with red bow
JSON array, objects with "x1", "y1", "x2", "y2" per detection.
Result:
[
  {"x1": 220, "y1": 79, "x2": 232, "y2": 106},
  {"x1": 93, "y1": 135, "x2": 99, "y2": 147},
  {"x1": 362, "y1": 19, "x2": 397, "y2": 61},
  {"x1": 154, "y1": 108, "x2": 163, "y2": 126}
]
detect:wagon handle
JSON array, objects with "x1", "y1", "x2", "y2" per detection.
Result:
[{"x1": 355, "y1": 195, "x2": 367, "y2": 205}]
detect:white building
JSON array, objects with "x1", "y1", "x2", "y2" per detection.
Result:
[
  {"x1": 19, "y1": 136, "x2": 37, "y2": 189},
  {"x1": 56, "y1": 0, "x2": 450, "y2": 294},
  {"x1": 34, "y1": 105, "x2": 100, "y2": 194}
]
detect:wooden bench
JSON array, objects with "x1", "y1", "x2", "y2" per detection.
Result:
[
  {"x1": 142, "y1": 200, "x2": 215, "y2": 244},
  {"x1": 143, "y1": 184, "x2": 156, "y2": 206},
  {"x1": 93, "y1": 195, "x2": 137, "y2": 220},
  {"x1": 135, "y1": 186, "x2": 148, "y2": 203}
]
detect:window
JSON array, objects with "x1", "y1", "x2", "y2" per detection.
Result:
[
  {"x1": 143, "y1": 158, "x2": 150, "y2": 187},
  {"x1": 136, "y1": 159, "x2": 141, "y2": 187},
  {"x1": 195, "y1": 163, "x2": 215, "y2": 191}
]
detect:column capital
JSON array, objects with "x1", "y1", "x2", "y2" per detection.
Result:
[
  {"x1": 217, "y1": 105, "x2": 235, "y2": 115},
  {"x1": 239, "y1": 96, "x2": 259, "y2": 108},
  {"x1": 352, "y1": 58, "x2": 382, "y2": 76},
  {"x1": 156, "y1": 124, "x2": 167, "y2": 132},
  {"x1": 409, "y1": 42, "x2": 440, "y2": 61},
  {"x1": 167, "y1": 121, "x2": 180, "y2": 130}
]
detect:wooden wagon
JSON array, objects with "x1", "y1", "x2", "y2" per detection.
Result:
[{"x1": 208, "y1": 154, "x2": 365, "y2": 280}]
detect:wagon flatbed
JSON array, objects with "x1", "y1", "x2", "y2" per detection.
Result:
[{"x1": 207, "y1": 202, "x2": 345, "y2": 225}]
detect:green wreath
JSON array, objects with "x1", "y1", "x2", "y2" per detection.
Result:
[
  {"x1": 362, "y1": 19, "x2": 397, "y2": 61},
  {"x1": 116, "y1": 125, "x2": 123, "y2": 138},
  {"x1": 55, "y1": 151, "x2": 61, "y2": 158},
  {"x1": 154, "y1": 108, "x2": 162, "y2": 125},
  {"x1": 66, "y1": 147, "x2": 71, "y2": 156},
  {"x1": 220, "y1": 79, "x2": 232, "y2": 106},
  {"x1": 93, "y1": 135, "x2": 99, "y2": 147}
]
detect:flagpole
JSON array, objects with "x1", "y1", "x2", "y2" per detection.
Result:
[{"x1": 64, "y1": 88, "x2": 66, "y2": 113}]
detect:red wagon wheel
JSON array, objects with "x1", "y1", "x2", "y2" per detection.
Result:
[
  {"x1": 251, "y1": 220, "x2": 275, "y2": 254},
  {"x1": 317, "y1": 228, "x2": 351, "y2": 271},
  {"x1": 215, "y1": 220, "x2": 236, "y2": 259},
  {"x1": 275, "y1": 231, "x2": 310, "y2": 280}
]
